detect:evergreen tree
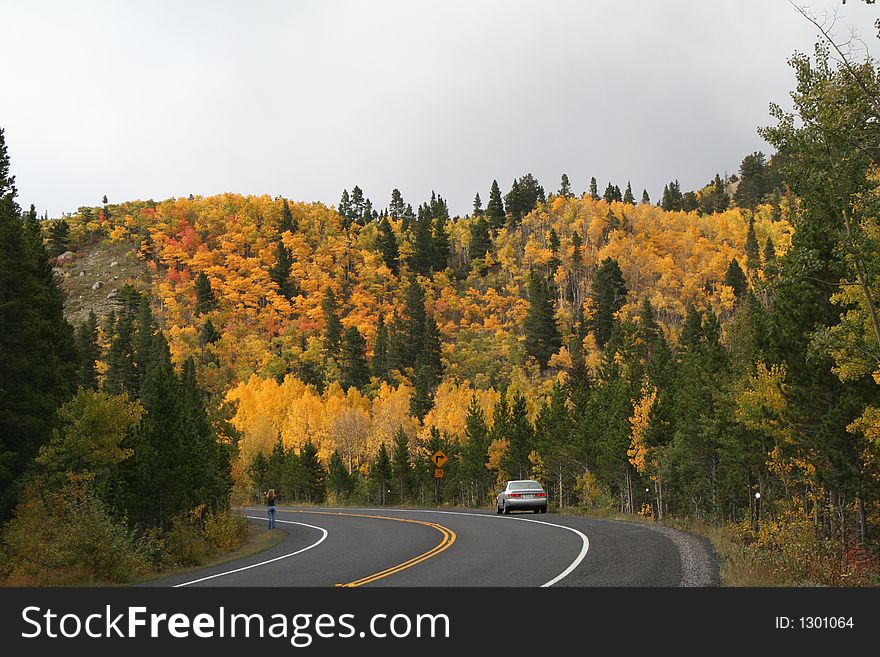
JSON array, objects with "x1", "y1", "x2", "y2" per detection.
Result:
[
  {"x1": 589, "y1": 177, "x2": 600, "y2": 201},
  {"x1": 391, "y1": 427, "x2": 411, "y2": 503},
  {"x1": 641, "y1": 189, "x2": 650, "y2": 204},
  {"x1": 461, "y1": 396, "x2": 492, "y2": 505},
  {"x1": 409, "y1": 204, "x2": 434, "y2": 276},
  {"x1": 104, "y1": 288, "x2": 140, "y2": 396},
  {"x1": 409, "y1": 362, "x2": 437, "y2": 422},
  {"x1": 723, "y1": 258, "x2": 748, "y2": 298},
  {"x1": 679, "y1": 303, "x2": 704, "y2": 352},
  {"x1": 590, "y1": 257, "x2": 628, "y2": 349},
  {"x1": 734, "y1": 151, "x2": 769, "y2": 209},
  {"x1": 299, "y1": 440, "x2": 326, "y2": 503},
  {"x1": 472, "y1": 193, "x2": 483, "y2": 216},
  {"x1": 432, "y1": 212, "x2": 450, "y2": 271},
  {"x1": 523, "y1": 271, "x2": 561, "y2": 369},
  {"x1": 328, "y1": 449, "x2": 352, "y2": 501},
  {"x1": 248, "y1": 451, "x2": 269, "y2": 497},
  {"x1": 763, "y1": 236, "x2": 777, "y2": 278},
  {"x1": 376, "y1": 215, "x2": 400, "y2": 276},
  {"x1": 603, "y1": 182, "x2": 616, "y2": 202},
  {"x1": 339, "y1": 326, "x2": 370, "y2": 391},
  {"x1": 279, "y1": 198, "x2": 296, "y2": 233},
  {"x1": 371, "y1": 443, "x2": 393, "y2": 505},
  {"x1": 199, "y1": 319, "x2": 220, "y2": 347},
  {"x1": 744, "y1": 216, "x2": 760, "y2": 271},
  {"x1": 338, "y1": 189, "x2": 352, "y2": 228},
  {"x1": 486, "y1": 179, "x2": 505, "y2": 229},
  {"x1": 558, "y1": 173, "x2": 573, "y2": 198},
  {"x1": 623, "y1": 181, "x2": 635, "y2": 205},
  {"x1": 372, "y1": 314, "x2": 390, "y2": 381},
  {"x1": 194, "y1": 272, "x2": 218, "y2": 315},
  {"x1": 389, "y1": 188, "x2": 406, "y2": 220},
  {"x1": 322, "y1": 288, "x2": 343, "y2": 359},
  {"x1": 269, "y1": 241, "x2": 297, "y2": 299},
  {"x1": 468, "y1": 216, "x2": 492, "y2": 271},
  {"x1": 76, "y1": 311, "x2": 100, "y2": 390},
  {"x1": 48, "y1": 219, "x2": 70, "y2": 256},
  {"x1": 507, "y1": 393, "x2": 533, "y2": 479}
]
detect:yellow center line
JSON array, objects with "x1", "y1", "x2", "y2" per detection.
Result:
[{"x1": 282, "y1": 510, "x2": 456, "y2": 587}]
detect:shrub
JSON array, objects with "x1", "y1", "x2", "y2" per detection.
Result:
[
  {"x1": 574, "y1": 471, "x2": 615, "y2": 512},
  {"x1": 164, "y1": 507, "x2": 212, "y2": 566},
  {"x1": 203, "y1": 509, "x2": 248, "y2": 551},
  {"x1": 0, "y1": 477, "x2": 149, "y2": 585}
]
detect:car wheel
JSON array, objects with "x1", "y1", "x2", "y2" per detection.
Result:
[
  {"x1": 533, "y1": 508, "x2": 540, "y2": 514},
  {"x1": 541, "y1": 506, "x2": 548, "y2": 514},
  {"x1": 503, "y1": 502, "x2": 510, "y2": 515},
  {"x1": 496, "y1": 502, "x2": 502, "y2": 515}
]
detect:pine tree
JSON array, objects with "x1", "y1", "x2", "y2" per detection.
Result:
[
  {"x1": 409, "y1": 204, "x2": 434, "y2": 276},
  {"x1": 623, "y1": 182, "x2": 635, "y2": 205},
  {"x1": 589, "y1": 177, "x2": 600, "y2": 201},
  {"x1": 472, "y1": 193, "x2": 483, "y2": 216},
  {"x1": 340, "y1": 325, "x2": 370, "y2": 391},
  {"x1": 199, "y1": 318, "x2": 220, "y2": 348},
  {"x1": 486, "y1": 179, "x2": 505, "y2": 229},
  {"x1": 410, "y1": 362, "x2": 437, "y2": 421},
  {"x1": 372, "y1": 314, "x2": 390, "y2": 381},
  {"x1": 269, "y1": 241, "x2": 297, "y2": 299},
  {"x1": 105, "y1": 288, "x2": 139, "y2": 396},
  {"x1": 48, "y1": 219, "x2": 70, "y2": 256},
  {"x1": 389, "y1": 188, "x2": 406, "y2": 220},
  {"x1": 328, "y1": 449, "x2": 352, "y2": 500},
  {"x1": 299, "y1": 440, "x2": 326, "y2": 503},
  {"x1": 0, "y1": 128, "x2": 77, "y2": 517},
  {"x1": 376, "y1": 215, "x2": 400, "y2": 276},
  {"x1": 76, "y1": 311, "x2": 100, "y2": 390},
  {"x1": 734, "y1": 151, "x2": 769, "y2": 209},
  {"x1": 724, "y1": 258, "x2": 748, "y2": 299},
  {"x1": 590, "y1": 257, "x2": 628, "y2": 349},
  {"x1": 507, "y1": 393, "x2": 533, "y2": 479},
  {"x1": 391, "y1": 427, "x2": 411, "y2": 503},
  {"x1": 194, "y1": 272, "x2": 218, "y2": 315},
  {"x1": 338, "y1": 189, "x2": 352, "y2": 228},
  {"x1": 523, "y1": 271, "x2": 561, "y2": 368},
  {"x1": 371, "y1": 443, "x2": 393, "y2": 505},
  {"x1": 641, "y1": 189, "x2": 650, "y2": 204},
  {"x1": 322, "y1": 288, "x2": 343, "y2": 359},
  {"x1": 468, "y1": 216, "x2": 492, "y2": 271},
  {"x1": 432, "y1": 212, "x2": 450, "y2": 271},
  {"x1": 744, "y1": 216, "x2": 760, "y2": 271},
  {"x1": 603, "y1": 182, "x2": 616, "y2": 202},
  {"x1": 461, "y1": 396, "x2": 492, "y2": 504},
  {"x1": 279, "y1": 198, "x2": 297, "y2": 233},
  {"x1": 679, "y1": 303, "x2": 704, "y2": 352},
  {"x1": 558, "y1": 173, "x2": 573, "y2": 198}
]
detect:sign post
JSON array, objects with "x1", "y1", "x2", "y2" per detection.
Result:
[{"x1": 431, "y1": 450, "x2": 448, "y2": 504}]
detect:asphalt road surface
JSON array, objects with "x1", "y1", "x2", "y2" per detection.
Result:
[{"x1": 144, "y1": 507, "x2": 718, "y2": 587}]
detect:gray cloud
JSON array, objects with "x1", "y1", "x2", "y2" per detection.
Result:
[{"x1": 2, "y1": 0, "x2": 878, "y2": 217}]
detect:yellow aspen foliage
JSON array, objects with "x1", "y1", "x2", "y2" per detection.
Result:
[{"x1": 628, "y1": 385, "x2": 657, "y2": 475}]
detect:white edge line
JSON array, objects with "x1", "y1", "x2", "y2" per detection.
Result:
[
  {"x1": 280, "y1": 507, "x2": 589, "y2": 588},
  {"x1": 172, "y1": 517, "x2": 328, "y2": 587}
]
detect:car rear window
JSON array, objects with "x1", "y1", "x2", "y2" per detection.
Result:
[{"x1": 509, "y1": 481, "x2": 542, "y2": 490}]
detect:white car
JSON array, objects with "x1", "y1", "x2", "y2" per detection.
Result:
[{"x1": 496, "y1": 480, "x2": 548, "y2": 514}]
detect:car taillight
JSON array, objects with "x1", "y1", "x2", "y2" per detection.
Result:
[
  {"x1": 536, "y1": 492, "x2": 547, "y2": 497},
  {"x1": 508, "y1": 493, "x2": 522, "y2": 498}
]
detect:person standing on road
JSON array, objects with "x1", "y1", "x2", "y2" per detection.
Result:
[{"x1": 266, "y1": 488, "x2": 277, "y2": 529}]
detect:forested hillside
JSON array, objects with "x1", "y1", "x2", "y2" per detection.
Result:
[{"x1": 2, "y1": 30, "x2": 880, "y2": 586}]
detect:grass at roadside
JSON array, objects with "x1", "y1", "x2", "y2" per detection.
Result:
[{"x1": 133, "y1": 519, "x2": 285, "y2": 586}]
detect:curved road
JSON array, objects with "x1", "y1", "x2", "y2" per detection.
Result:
[{"x1": 145, "y1": 507, "x2": 718, "y2": 587}]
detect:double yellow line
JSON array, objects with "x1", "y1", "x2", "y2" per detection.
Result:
[{"x1": 285, "y1": 510, "x2": 456, "y2": 587}]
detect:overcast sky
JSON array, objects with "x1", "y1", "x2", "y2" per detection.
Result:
[{"x1": 2, "y1": 0, "x2": 878, "y2": 218}]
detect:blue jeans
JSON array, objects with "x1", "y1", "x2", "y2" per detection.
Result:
[{"x1": 268, "y1": 505, "x2": 276, "y2": 529}]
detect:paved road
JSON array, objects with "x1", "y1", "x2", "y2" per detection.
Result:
[{"x1": 144, "y1": 507, "x2": 718, "y2": 587}]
